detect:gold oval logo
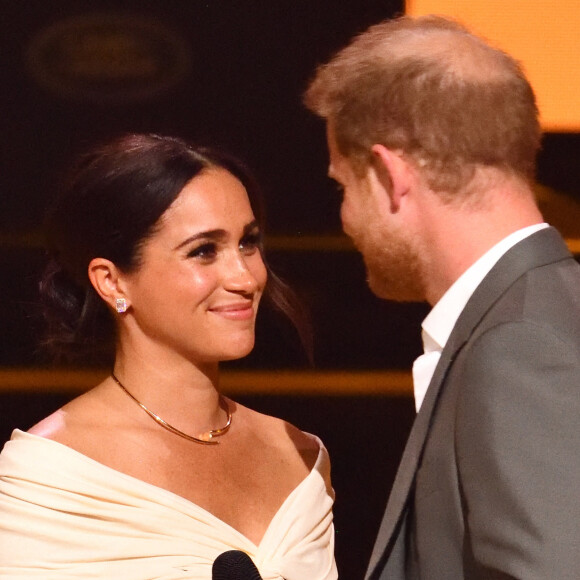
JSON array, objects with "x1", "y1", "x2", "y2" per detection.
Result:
[{"x1": 26, "y1": 13, "x2": 192, "y2": 103}]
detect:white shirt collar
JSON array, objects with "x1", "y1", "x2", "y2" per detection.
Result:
[
  {"x1": 421, "y1": 223, "x2": 549, "y2": 351},
  {"x1": 413, "y1": 223, "x2": 548, "y2": 411}
]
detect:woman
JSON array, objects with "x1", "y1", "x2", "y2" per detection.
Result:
[{"x1": 0, "y1": 134, "x2": 337, "y2": 579}]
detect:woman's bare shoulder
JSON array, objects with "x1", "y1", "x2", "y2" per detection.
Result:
[
  {"x1": 231, "y1": 399, "x2": 321, "y2": 465},
  {"x1": 27, "y1": 383, "x2": 117, "y2": 445},
  {"x1": 27, "y1": 408, "x2": 68, "y2": 439}
]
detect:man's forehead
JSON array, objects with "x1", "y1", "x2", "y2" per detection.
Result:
[
  {"x1": 325, "y1": 122, "x2": 345, "y2": 175},
  {"x1": 327, "y1": 148, "x2": 345, "y2": 181}
]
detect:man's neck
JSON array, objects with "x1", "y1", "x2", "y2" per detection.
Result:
[{"x1": 416, "y1": 182, "x2": 544, "y2": 306}]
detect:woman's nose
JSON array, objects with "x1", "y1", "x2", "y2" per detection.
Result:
[{"x1": 223, "y1": 254, "x2": 260, "y2": 293}]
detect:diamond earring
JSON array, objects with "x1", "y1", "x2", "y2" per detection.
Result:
[{"x1": 115, "y1": 298, "x2": 128, "y2": 313}]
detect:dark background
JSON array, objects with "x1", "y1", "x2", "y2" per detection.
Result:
[{"x1": 1, "y1": 2, "x2": 579, "y2": 578}]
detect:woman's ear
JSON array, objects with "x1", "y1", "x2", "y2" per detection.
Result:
[
  {"x1": 87, "y1": 258, "x2": 130, "y2": 314},
  {"x1": 371, "y1": 144, "x2": 414, "y2": 212}
]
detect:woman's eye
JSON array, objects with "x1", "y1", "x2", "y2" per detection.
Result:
[
  {"x1": 187, "y1": 243, "x2": 217, "y2": 261},
  {"x1": 240, "y1": 232, "x2": 261, "y2": 254}
]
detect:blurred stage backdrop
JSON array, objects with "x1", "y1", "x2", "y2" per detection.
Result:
[{"x1": 1, "y1": 2, "x2": 579, "y2": 578}]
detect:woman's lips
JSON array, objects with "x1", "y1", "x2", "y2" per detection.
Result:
[{"x1": 209, "y1": 302, "x2": 255, "y2": 320}]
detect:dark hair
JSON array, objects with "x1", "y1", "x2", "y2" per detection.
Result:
[
  {"x1": 304, "y1": 15, "x2": 541, "y2": 195},
  {"x1": 40, "y1": 133, "x2": 312, "y2": 363}
]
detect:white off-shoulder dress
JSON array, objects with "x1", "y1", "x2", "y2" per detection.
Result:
[{"x1": 0, "y1": 430, "x2": 337, "y2": 580}]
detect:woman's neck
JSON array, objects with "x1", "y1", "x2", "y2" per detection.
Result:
[{"x1": 111, "y1": 344, "x2": 224, "y2": 437}]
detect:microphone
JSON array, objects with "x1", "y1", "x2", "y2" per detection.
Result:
[{"x1": 212, "y1": 550, "x2": 263, "y2": 580}]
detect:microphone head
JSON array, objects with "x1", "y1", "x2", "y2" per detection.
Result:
[{"x1": 212, "y1": 550, "x2": 263, "y2": 580}]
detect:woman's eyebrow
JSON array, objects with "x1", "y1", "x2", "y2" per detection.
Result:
[
  {"x1": 173, "y1": 220, "x2": 259, "y2": 251},
  {"x1": 173, "y1": 229, "x2": 226, "y2": 251},
  {"x1": 243, "y1": 220, "x2": 260, "y2": 234}
]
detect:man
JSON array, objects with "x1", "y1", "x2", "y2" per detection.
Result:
[{"x1": 304, "y1": 15, "x2": 580, "y2": 580}]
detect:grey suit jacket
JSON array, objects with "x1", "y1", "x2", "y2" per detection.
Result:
[{"x1": 366, "y1": 227, "x2": 580, "y2": 580}]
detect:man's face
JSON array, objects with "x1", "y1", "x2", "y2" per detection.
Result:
[{"x1": 326, "y1": 123, "x2": 425, "y2": 302}]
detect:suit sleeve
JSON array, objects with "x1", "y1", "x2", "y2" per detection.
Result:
[{"x1": 455, "y1": 320, "x2": 580, "y2": 580}]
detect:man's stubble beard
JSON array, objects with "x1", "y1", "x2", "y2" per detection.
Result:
[{"x1": 357, "y1": 231, "x2": 426, "y2": 303}]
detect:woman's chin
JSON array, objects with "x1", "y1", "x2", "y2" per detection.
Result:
[{"x1": 217, "y1": 340, "x2": 256, "y2": 362}]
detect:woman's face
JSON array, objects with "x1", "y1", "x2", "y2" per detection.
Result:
[{"x1": 121, "y1": 168, "x2": 267, "y2": 364}]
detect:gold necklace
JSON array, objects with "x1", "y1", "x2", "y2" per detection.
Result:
[{"x1": 111, "y1": 373, "x2": 232, "y2": 445}]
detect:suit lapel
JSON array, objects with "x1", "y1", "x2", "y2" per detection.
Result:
[{"x1": 365, "y1": 227, "x2": 571, "y2": 579}]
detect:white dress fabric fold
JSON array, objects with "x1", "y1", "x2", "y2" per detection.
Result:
[{"x1": 0, "y1": 430, "x2": 337, "y2": 580}]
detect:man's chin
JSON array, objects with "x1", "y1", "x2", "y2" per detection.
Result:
[{"x1": 367, "y1": 272, "x2": 426, "y2": 303}]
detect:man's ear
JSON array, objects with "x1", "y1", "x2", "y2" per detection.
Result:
[
  {"x1": 371, "y1": 144, "x2": 414, "y2": 212},
  {"x1": 87, "y1": 258, "x2": 130, "y2": 313}
]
